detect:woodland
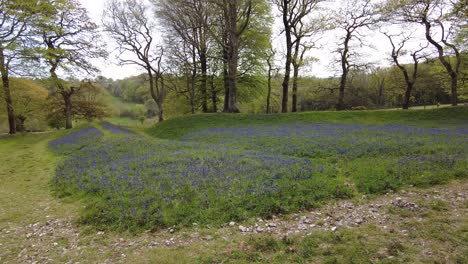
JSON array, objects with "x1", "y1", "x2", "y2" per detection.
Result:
[{"x1": 0, "y1": 0, "x2": 466, "y2": 133}]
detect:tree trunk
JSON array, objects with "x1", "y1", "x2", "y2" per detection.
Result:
[
  {"x1": 50, "y1": 65, "x2": 74, "y2": 129},
  {"x1": 159, "y1": 76, "x2": 165, "y2": 122},
  {"x1": 281, "y1": 25, "x2": 291, "y2": 113},
  {"x1": 62, "y1": 92, "x2": 73, "y2": 129},
  {"x1": 15, "y1": 115, "x2": 26, "y2": 132},
  {"x1": 292, "y1": 64, "x2": 299, "y2": 112},
  {"x1": 225, "y1": 0, "x2": 240, "y2": 113},
  {"x1": 210, "y1": 74, "x2": 217, "y2": 112},
  {"x1": 191, "y1": 45, "x2": 197, "y2": 113},
  {"x1": 422, "y1": 18, "x2": 458, "y2": 106},
  {"x1": 450, "y1": 74, "x2": 458, "y2": 106},
  {"x1": 266, "y1": 61, "x2": 272, "y2": 114},
  {"x1": 337, "y1": 35, "x2": 350, "y2": 111},
  {"x1": 402, "y1": 83, "x2": 413, "y2": 110},
  {"x1": 158, "y1": 108, "x2": 164, "y2": 122},
  {"x1": 186, "y1": 70, "x2": 195, "y2": 114},
  {"x1": 0, "y1": 49, "x2": 16, "y2": 134},
  {"x1": 227, "y1": 49, "x2": 239, "y2": 113},
  {"x1": 222, "y1": 47, "x2": 229, "y2": 112},
  {"x1": 200, "y1": 50, "x2": 208, "y2": 112},
  {"x1": 148, "y1": 69, "x2": 163, "y2": 122},
  {"x1": 337, "y1": 70, "x2": 347, "y2": 111}
]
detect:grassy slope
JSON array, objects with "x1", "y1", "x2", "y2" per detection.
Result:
[
  {"x1": 147, "y1": 106, "x2": 468, "y2": 140},
  {"x1": 98, "y1": 85, "x2": 159, "y2": 129},
  {"x1": 1, "y1": 109, "x2": 467, "y2": 263}
]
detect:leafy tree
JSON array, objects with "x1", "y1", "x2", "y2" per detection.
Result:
[
  {"x1": 47, "y1": 81, "x2": 109, "y2": 128},
  {"x1": 157, "y1": 0, "x2": 213, "y2": 112},
  {"x1": 0, "y1": 0, "x2": 38, "y2": 134},
  {"x1": 39, "y1": 0, "x2": 106, "y2": 129},
  {"x1": 209, "y1": 0, "x2": 254, "y2": 113}
]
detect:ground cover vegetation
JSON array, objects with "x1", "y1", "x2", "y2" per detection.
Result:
[
  {"x1": 1, "y1": 127, "x2": 466, "y2": 263},
  {"x1": 48, "y1": 108, "x2": 468, "y2": 233},
  {"x1": 0, "y1": 0, "x2": 467, "y2": 262}
]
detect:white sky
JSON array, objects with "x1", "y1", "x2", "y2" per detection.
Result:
[
  {"x1": 79, "y1": 0, "x2": 429, "y2": 80},
  {"x1": 79, "y1": 0, "x2": 142, "y2": 80}
]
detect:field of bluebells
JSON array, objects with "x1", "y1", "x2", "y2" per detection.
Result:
[{"x1": 50, "y1": 120, "x2": 467, "y2": 231}]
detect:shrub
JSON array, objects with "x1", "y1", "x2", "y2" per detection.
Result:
[{"x1": 351, "y1": 106, "x2": 367, "y2": 110}]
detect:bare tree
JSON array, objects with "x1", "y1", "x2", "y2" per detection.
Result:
[
  {"x1": 290, "y1": 18, "x2": 322, "y2": 112},
  {"x1": 271, "y1": 0, "x2": 322, "y2": 113},
  {"x1": 40, "y1": 0, "x2": 106, "y2": 129},
  {"x1": 103, "y1": 0, "x2": 166, "y2": 122},
  {"x1": 332, "y1": 0, "x2": 377, "y2": 111},
  {"x1": 384, "y1": 32, "x2": 427, "y2": 109},
  {"x1": 384, "y1": 0, "x2": 463, "y2": 106},
  {"x1": 157, "y1": 0, "x2": 212, "y2": 112}
]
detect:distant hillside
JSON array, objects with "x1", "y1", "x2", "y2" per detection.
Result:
[{"x1": 0, "y1": 78, "x2": 49, "y2": 132}]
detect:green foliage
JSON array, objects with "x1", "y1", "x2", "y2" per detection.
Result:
[
  {"x1": 0, "y1": 78, "x2": 49, "y2": 132},
  {"x1": 46, "y1": 81, "x2": 111, "y2": 127},
  {"x1": 37, "y1": 0, "x2": 106, "y2": 76},
  {"x1": 350, "y1": 155, "x2": 467, "y2": 194}
]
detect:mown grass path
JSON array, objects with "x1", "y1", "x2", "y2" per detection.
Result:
[
  {"x1": 0, "y1": 134, "x2": 73, "y2": 226},
  {"x1": 0, "y1": 134, "x2": 77, "y2": 262}
]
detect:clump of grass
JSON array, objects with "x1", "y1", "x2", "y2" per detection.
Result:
[
  {"x1": 249, "y1": 235, "x2": 282, "y2": 252},
  {"x1": 429, "y1": 200, "x2": 449, "y2": 211}
]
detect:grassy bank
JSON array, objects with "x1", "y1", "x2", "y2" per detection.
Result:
[
  {"x1": 47, "y1": 108, "x2": 468, "y2": 232},
  {"x1": 146, "y1": 106, "x2": 468, "y2": 140}
]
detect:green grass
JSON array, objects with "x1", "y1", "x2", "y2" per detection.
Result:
[
  {"x1": 130, "y1": 189, "x2": 468, "y2": 263},
  {"x1": 106, "y1": 117, "x2": 157, "y2": 128},
  {"x1": 47, "y1": 107, "x2": 468, "y2": 232},
  {"x1": 0, "y1": 132, "x2": 76, "y2": 261},
  {"x1": 0, "y1": 133, "x2": 69, "y2": 226},
  {"x1": 147, "y1": 106, "x2": 468, "y2": 140},
  {"x1": 1, "y1": 108, "x2": 467, "y2": 263}
]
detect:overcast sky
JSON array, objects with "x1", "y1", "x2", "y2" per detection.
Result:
[
  {"x1": 79, "y1": 0, "x2": 141, "y2": 80},
  {"x1": 78, "y1": 0, "x2": 428, "y2": 80}
]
